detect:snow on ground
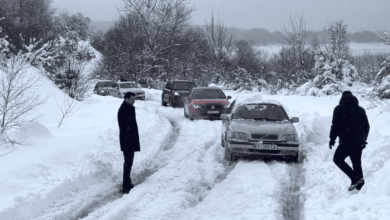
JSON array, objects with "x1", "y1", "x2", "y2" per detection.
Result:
[{"x1": 1, "y1": 74, "x2": 390, "y2": 219}]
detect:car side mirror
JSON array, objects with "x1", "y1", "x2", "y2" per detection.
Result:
[
  {"x1": 290, "y1": 117, "x2": 299, "y2": 123},
  {"x1": 220, "y1": 114, "x2": 229, "y2": 120},
  {"x1": 227, "y1": 96, "x2": 232, "y2": 99}
]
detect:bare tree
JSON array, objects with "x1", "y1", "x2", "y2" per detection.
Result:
[
  {"x1": 323, "y1": 20, "x2": 351, "y2": 61},
  {"x1": 278, "y1": 13, "x2": 315, "y2": 85},
  {"x1": 202, "y1": 11, "x2": 235, "y2": 83},
  {"x1": 0, "y1": 51, "x2": 48, "y2": 136},
  {"x1": 122, "y1": 0, "x2": 195, "y2": 81},
  {"x1": 54, "y1": 94, "x2": 81, "y2": 128}
]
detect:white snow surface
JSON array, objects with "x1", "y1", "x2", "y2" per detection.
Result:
[{"x1": 1, "y1": 69, "x2": 390, "y2": 219}]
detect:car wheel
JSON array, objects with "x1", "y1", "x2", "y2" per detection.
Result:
[
  {"x1": 161, "y1": 97, "x2": 167, "y2": 106},
  {"x1": 169, "y1": 98, "x2": 175, "y2": 108},
  {"x1": 189, "y1": 111, "x2": 194, "y2": 121},
  {"x1": 184, "y1": 108, "x2": 189, "y2": 118},
  {"x1": 291, "y1": 151, "x2": 300, "y2": 162},
  {"x1": 224, "y1": 147, "x2": 237, "y2": 161}
]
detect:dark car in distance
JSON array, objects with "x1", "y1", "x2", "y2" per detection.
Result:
[
  {"x1": 184, "y1": 87, "x2": 231, "y2": 120},
  {"x1": 162, "y1": 80, "x2": 196, "y2": 107},
  {"x1": 93, "y1": 80, "x2": 115, "y2": 96}
]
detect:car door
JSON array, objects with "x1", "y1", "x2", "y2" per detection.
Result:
[
  {"x1": 163, "y1": 81, "x2": 172, "y2": 103},
  {"x1": 222, "y1": 100, "x2": 236, "y2": 141},
  {"x1": 109, "y1": 83, "x2": 117, "y2": 96},
  {"x1": 184, "y1": 88, "x2": 193, "y2": 115}
]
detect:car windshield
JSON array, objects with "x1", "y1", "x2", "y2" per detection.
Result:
[
  {"x1": 193, "y1": 89, "x2": 226, "y2": 99},
  {"x1": 172, "y1": 82, "x2": 195, "y2": 90},
  {"x1": 98, "y1": 82, "x2": 113, "y2": 87},
  {"x1": 233, "y1": 104, "x2": 288, "y2": 121},
  {"x1": 119, "y1": 83, "x2": 137, "y2": 88}
]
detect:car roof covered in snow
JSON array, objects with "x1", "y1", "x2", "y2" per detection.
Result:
[
  {"x1": 233, "y1": 93, "x2": 282, "y2": 106},
  {"x1": 193, "y1": 87, "x2": 222, "y2": 90}
]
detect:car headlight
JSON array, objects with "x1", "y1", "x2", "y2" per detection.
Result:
[
  {"x1": 193, "y1": 104, "x2": 201, "y2": 108},
  {"x1": 281, "y1": 134, "x2": 299, "y2": 141},
  {"x1": 230, "y1": 132, "x2": 248, "y2": 139},
  {"x1": 174, "y1": 92, "x2": 180, "y2": 96},
  {"x1": 224, "y1": 103, "x2": 230, "y2": 108}
]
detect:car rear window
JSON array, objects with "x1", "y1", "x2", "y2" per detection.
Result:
[
  {"x1": 233, "y1": 104, "x2": 288, "y2": 121},
  {"x1": 99, "y1": 82, "x2": 113, "y2": 87},
  {"x1": 193, "y1": 89, "x2": 226, "y2": 99},
  {"x1": 172, "y1": 82, "x2": 196, "y2": 90},
  {"x1": 119, "y1": 83, "x2": 137, "y2": 88}
]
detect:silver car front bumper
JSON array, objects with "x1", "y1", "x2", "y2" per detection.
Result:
[{"x1": 227, "y1": 139, "x2": 299, "y2": 157}]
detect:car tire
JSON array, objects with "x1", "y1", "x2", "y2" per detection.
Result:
[
  {"x1": 184, "y1": 108, "x2": 189, "y2": 118},
  {"x1": 169, "y1": 98, "x2": 175, "y2": 108},
  {"x1": 189, "y1": 111, "x2": 194, "y2": 121},
  {"x1": 291, "y1": 151, "x2": 300, "y2": 162},
  {"x1": 224, "y1": 147, "x2": 237, "y2": 162},
  {"x1": 161, "y1": 97, "x2": 167, "y2": 106}
]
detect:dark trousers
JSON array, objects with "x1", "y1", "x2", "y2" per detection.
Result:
[
  {"x1": 333, "y1": 141, "x2": 364, "y2": 182},
  {"x1": 123, "y1": 151, "x2": 135, "y2": 189}
]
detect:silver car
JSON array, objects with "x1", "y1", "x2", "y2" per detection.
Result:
[
  {"x1": 220, "y1": 99, "x2": 300, "y2": 162},
  {"x1": 106, "y1": 82, "x2": 146, "y2": 100}
]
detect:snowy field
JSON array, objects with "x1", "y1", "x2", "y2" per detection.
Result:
[
  {"x1": 1, "y1": 71, "x2": 390, "y2": 219},
  {"x1": 257, "y1": 42, "x2": 390, "y2": 55}
]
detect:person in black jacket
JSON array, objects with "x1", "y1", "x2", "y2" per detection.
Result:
[
  {"x1": 118, "y1": 92, "x2": 141, "y2": 194},
  {"x1": 329, "y1": 91, "x2": 370, "y2": 191}
]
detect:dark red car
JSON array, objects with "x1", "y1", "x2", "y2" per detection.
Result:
[{"x1": 184, "y1": 87, "x2": 231, "y2": 120}]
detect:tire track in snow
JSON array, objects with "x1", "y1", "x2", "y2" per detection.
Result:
[
  {"x1": 74, "y1": 117, "x2": 181, "y2": 220},
  {"x1": 281, "y1": 162, "x2": 304, "y2": 220},
  {"x1": 80, "y1": 113, "x2": 236, "y2": 220},
  {"x1": 27, "y1": 113, "x2": 176, "y2": 220}
]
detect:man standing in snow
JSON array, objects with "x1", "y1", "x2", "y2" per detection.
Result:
[
  {"x1": 118, "y1": 92, "x2": 141, "y2": 194},
  {"x1": 329, "y1": 91, "x2": 370, "y2": 191}
]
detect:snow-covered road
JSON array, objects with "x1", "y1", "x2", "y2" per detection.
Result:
[{"x1": 1, "y1": 84, "x2": 390, "y2": 220}]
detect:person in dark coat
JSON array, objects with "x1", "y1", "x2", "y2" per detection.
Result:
[
  {"x1": 117, "y1": 92, "x2": 141, "y2": 194},
  {"x1": 329, "y1": 91, "x2": 370, "y2": 191}
]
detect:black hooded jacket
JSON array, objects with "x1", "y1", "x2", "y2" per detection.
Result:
[{"x1": 330, "y1": 91, "x2": 370, "y2": 144}]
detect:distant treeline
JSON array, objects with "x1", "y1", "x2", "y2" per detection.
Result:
[
  {"x1": 228, "y1": 27, "x2": 383, "y2": 45},
  {"x1": 91, "y1": 21, "x2": 383, "y2": 45}
]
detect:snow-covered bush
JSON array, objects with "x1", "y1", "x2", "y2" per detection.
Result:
[
  {"x1": 299, "y1": 54, "x2": 358, "y2": 95},
  {"x1": 375, "y1": 56, "x2": 390, "y2": 98},
  {"x1": 228, "y1": 67, "x2": 269, "y2": 92},
  {"x1": 44, "y1": 35, "x2": 95, "y2": 100}
]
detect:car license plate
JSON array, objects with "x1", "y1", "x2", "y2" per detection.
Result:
[
  {"x1": 253, "y1": 143, "x2": 277, "y2": 150},
  {"x1": 207, "y1": 110, "x2": 219, "y2": 114}
]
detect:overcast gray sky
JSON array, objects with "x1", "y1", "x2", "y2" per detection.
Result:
[{"x1": 52, "y1": 0, "x2": 390, "y2": 32}]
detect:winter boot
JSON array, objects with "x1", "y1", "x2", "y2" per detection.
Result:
[
  {"x1": 348, "y1": 177, "x2": 364, "y2": 191},
  {"x1": 356, "y1": 179, "x2": 365, "y2": 190}
]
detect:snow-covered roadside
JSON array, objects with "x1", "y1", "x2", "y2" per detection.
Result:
[{"x1": 0, "y1": 87, "x2": 171, "y2": 219}]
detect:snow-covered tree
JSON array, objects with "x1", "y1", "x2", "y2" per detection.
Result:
[
  {"x1": 45, "y1": 35, "x2": 95, "y2": 100},
  {"x1": 0, "y1": 24, "x2": 50, "y2": 137},
  {"x1": 377, "y1": 29, "x2": 390, "y2": 45},
  {"x1": 375, "y1": 29, "x2": 390, "y2": 98},
  {"x1": 375, "y1": 56, "x2": 390, "y2": 98},
  {"x1": 298, "y1": 20, "x2": 357, "y2": 95},
  {"x1": 123, "y1": 0, "x2": 195, "y2": 81}
]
